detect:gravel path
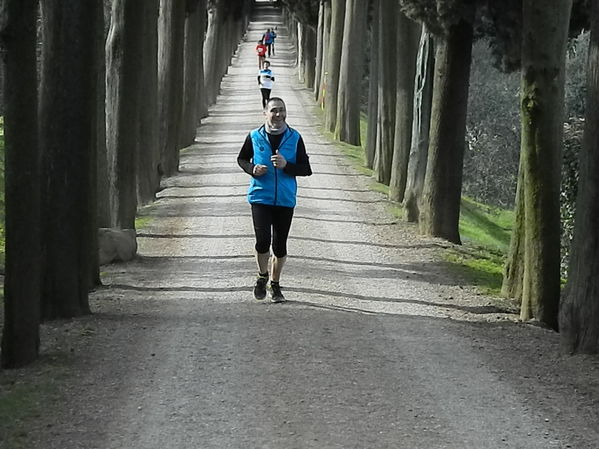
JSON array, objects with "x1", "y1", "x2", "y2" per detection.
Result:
[{"x1": 7, "y1": 5, "x2": 599, "y2": 449}]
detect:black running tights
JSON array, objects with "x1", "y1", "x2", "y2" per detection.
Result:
[
  {"x1": 251, "y1": 203, "x2": 294, "y2": 258},
  {"x1": 261, "y1": 88, "x2": 271, "y2": 108}
]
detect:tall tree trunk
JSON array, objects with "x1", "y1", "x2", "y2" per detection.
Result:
[
  {"x1": 324, "y1": 0, "x2": 345, "y2": 133},
  {"x1": 403, "y1": 26, "x2": 434, "y2": 222},
  {"x1": 419, "y1": 18, "x2": 474, "y2": 244},
  {"x1": 197, "y1": 0, "x2": 208, "y2": 120},
  {"x1": 137, "y1": 0, "x2": 161, "y2": 205},
  {"x1": 106, "y1": 0, "x2": 143, "y2": 229},
  {"x1": 314, "y1": 1, "x2": 325, "y2": 99},
  {"x1": 560, "y1": 0, "x2": 599, "y2": 353},
  {"x1": 181, "y1": 2, "x2": 202, "y2": 148},
  {"x1": 365, "y1": 0, "x2": 380, "y2": 169},
  {"x1": 158, "y1": 0, "x2": 186, "y2": 177},
  {"x1": 335, "y1": 0, "x2": 368, "y2": 145},
  {"x1": 303, "y1": 26, "x2": 317, "y2": 89},
  {"x1": 519, "y1": 0, "x2": 572, "y2": 329},
  {"x1": 389, "y1": 12, "x2": 420, "y2": 202},
  {"x1": 317, "y1": 1, "x2": 332, "y2": 108},
  {"x1": 373, "y1": 0, "x2": 397, "y2": 184},
  {"x1": 297, "y1": 21, "x2": 305, "y2": 83},
  {"x1": 97, "y1": 2, "x2": 111, "y2": 229},
  {"x1": 40, "y1": 0, "x2": 99, "y2": 319},
  {"x1": 203, "y1": 2, "x2": 222, "y2": 106},
  {"x1": 0, "y1": 0, "x2": 41, "y2": 368},
  {"x1": 89, "y1": 1, "x2": 105, "y2": 287},
  {"x1": 502, "y1": 162, "x2": 525, "y2": 301}
]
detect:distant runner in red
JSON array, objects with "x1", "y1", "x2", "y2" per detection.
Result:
[{"x1": 256, "y1": 40, "x2": 267, "y2": 69}]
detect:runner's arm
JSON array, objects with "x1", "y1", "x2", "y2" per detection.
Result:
[{"x1": 237, "y1": 134, "x2": 256, "y2": 176}]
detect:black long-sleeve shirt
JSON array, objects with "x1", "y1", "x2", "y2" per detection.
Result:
[{"x1": 237, "y1": 128, "x2": 312, "y2": 177}]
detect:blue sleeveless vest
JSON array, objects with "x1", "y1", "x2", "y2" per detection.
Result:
[{"x1": 248, "y1": 126, "x2": 300, "y2": 208}]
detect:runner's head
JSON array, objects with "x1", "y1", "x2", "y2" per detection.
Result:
[{"x1": 264, "y1": 97, "x2": 287, "y2": 130}]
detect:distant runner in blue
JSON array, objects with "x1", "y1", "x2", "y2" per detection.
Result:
[{"x1": 237, "y1": 98, "x2": 312, "y2": 303}]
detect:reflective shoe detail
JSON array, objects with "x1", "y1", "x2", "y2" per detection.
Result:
[
  {"x1": 270, "y1": 282, "x2": 285, "y2": 303},
  {"x1": 253, "y1": 276, "x2": 268, "y2": 300}
]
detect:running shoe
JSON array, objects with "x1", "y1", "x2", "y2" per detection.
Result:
[
  {"x1": 270, "y1": 282, "x2": 285, "y2": 303},
  {"x1": 253, "y1": 275, "x2": 268, "y2": 300}
]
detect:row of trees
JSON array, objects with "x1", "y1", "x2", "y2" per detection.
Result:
[
  {"x1": 280, "y1": 0, "x2": 599, "y2": 354},
  {"x1": 0, "y1": 0, "x2": 253, "y2": 368}
]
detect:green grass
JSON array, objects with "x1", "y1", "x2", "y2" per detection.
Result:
[{"x1": 443, "y1": 199, "x2": 514, "y2": 295}]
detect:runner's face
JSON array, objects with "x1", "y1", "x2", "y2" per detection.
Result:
[{"x1": 264, "y1": 101, "x2": 286, "y2": 127}]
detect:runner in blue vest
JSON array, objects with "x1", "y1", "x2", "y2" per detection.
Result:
[
  {"x1": 237, "y1": 97, "x2": 312, "y2": 302},
  {"x1": 263, "y1": 28, "x2": 274, "y2": 57}
]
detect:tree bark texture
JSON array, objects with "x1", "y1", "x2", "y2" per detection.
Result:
[
  {"x1": 137, "y1": 0, "x2": 161, "y2": 205},
  {"x1": 197, "y1": 3, "x2": 209, "y2": 120},
  {"x1": 403, "y1": 26, "x2": 434, "y2": 222},
  {"x1": 317, "y1": 1, "x2": 332, "y2": 108},
  {"x1": 502, "y1": 161, "x2": 525, "y2": 302},
  {"x1": 373, "y1": 0, "x2": 397, "y2": 185},
  {"x1": 418, "y1": 19, "x2": 474, "y2": 244},
  {"x1": 365, "y1": 0, "x2": 380, "y2": 169},
  {"x1": 304, "y1": 26, "x2": 316, "y2": 89},
  {"x1": 334, "y1": 0, "x2": 368, "y2": 145},
  {"x1": 324, "y1": 0, "x2": 345, "y2": 133},
  {"x1": 40, "y1": 0, "x2": 99, "y2": 319},
  {"x1": 297, "y1": 21, "x2": 305, "y2": 83},
  {"x1": 97, "y1": 2, "x2": 111, "y2": 229},
  {"x1": 388, "y1": 12, "x2": 420, "y2": 202},
  {"x1": 203, "y1": 2, "x2": 222, "y2": 106},
  {"x1": 519, "y1": 0, "x2": 572, "y2": 329},
  {"x1": 181, "y1": 3, "x2": 203, "y2": 148},
  {"x1": 560, "y1": 0, "x2": 599, "y2": 353},
  {"x1": 106, "y1": 0, "x2": 143, "y2": 229},
  {"x1": 300, "y1": 24, "x2": 317, "y2": 89},
  {"x1": 314, "y1": 1, "x2": 325, "y2": 99},
  {"x1": 0, "y1": 0, "x2": 41, "y2": 368},
  {"x1": 158, "y1": 0, "x2": 186, "y2": 177}
]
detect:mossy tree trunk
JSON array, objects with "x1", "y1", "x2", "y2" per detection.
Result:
[
  {"x1": 0, "y1": 0, "x2": 41, "y2": 368},
  {"x1": 502, "y1": 163, "x2": 525, "y2": 302},
  {"x1": 519, "y1": 0, "x2": 572, "y2": 330},
  {"x1": 419, "y1": 17, "x2": 474, "y2": 244}
]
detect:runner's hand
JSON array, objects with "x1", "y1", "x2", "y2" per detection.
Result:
[
  {"x1": 271, "y1": 151, "x2": 287, "y2": 169},
  {"x1": 253, "y1": 164, "x2": 268, "y2": 176}
]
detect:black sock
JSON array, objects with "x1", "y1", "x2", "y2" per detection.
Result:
[
  {"x1": 271, "y1": 280, "x2": 279, "y2": 286},
  {"x1": 259, "y1": 271, "x2": 269, "y2": 278}
]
